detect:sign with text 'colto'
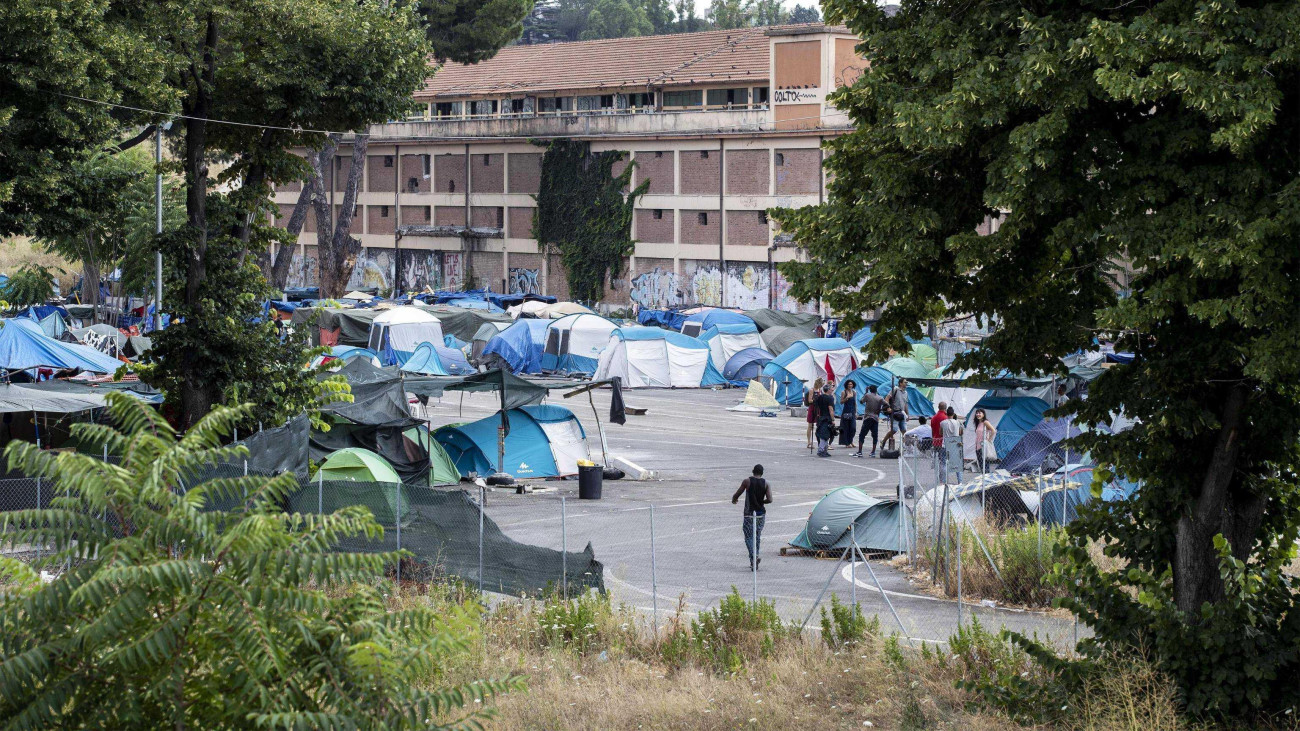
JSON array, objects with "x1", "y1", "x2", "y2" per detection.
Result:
[{"x1": 772, "y1": 87, "x2": 824, "y2": 105}]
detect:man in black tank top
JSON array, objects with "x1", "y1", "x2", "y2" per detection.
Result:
[{"x1": 732, "y1": 464, "x2": 772, "y2": 568}]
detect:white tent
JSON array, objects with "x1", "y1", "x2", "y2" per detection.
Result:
[
  {"x1": 538, "y1": 302, "x2": 593, "y2": 319},
  {"x1": 700, "y1": 324, "x2": 764, "y2": 371},
  {"x1": 508, "y1": 300, "x2": 550, "y2": 319},
  {"x1": 593, "y1": 327, "x2": 727, "y2": 389},
  {"x1": 540, "y1": 313, "x2": 620, "y2": 374},
  {"x1": 367, "y1": 307, "x2": 444, "y2": 365}
]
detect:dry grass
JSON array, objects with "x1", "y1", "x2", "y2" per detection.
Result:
[
  {"x1": 0, "y1": 237, "x2": 78, "y2": 294},
  {"x1": 1067, "y1": 655, "x2": 1189, "y2": 731}
]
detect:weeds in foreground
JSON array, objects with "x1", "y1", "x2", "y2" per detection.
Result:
[{"x1": 911, "y1": 519, "x2": 1072, "y2": 607}]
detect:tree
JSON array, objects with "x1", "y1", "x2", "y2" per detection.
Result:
[
  {"x1": 519, "y1": 0, "x2": 561, "y2": 44},
  {"x1": 2, "y1": 264, "x2": 60, "y2": 310},
  {"x1": 752, "y1": 0, "x2": 787, "y2": 26},
  {"x1": 639, "y1": 0, "x2": 676, "y2": 35},
  {"x1": 788, "y1": 4, "x2": 820, "y2": 24},
  {"x1": 0, "y1": 393, "x2": 517, "y2": 728},
  {"x1": 773, "y1": 0, "x2": 1300, "y2": 719},
  {"x1": 706, "y1": 0, "x2": 754, "y2": 30},
  {"x1": 673, "y1": 0, "x2": 708, "y2": 33},
  {"x1": 582, "y1": 0, "x2": 654, "y2": 40}
]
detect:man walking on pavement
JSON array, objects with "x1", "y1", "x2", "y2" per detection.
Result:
[
  {"x1": 855, "y1": 385, "x2": 884, "y2": 457},
  {"x1": 813, "y1": 383, "x2": 836, "y2": 457},
  {"x1": 732, "y1": 464, "x2": 772, "y2": 568}
]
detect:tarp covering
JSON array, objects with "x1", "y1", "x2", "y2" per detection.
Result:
[
  {"x1": 404, "y1": 425, "x2": 462, "y2": 486},
  {"x1": 1000, "y1": 417, "x2": 1087, "y2": 475},
  {"x1": 424, "y1": 306, "x2": 511, "y2": 342},
  {"x1": 434, "y1": 404, "x2": 589, "y2": 478},
  {"x1": 404, "y1": 369, "x2": 551, "y2": 412},
  {"x1": 0, "y1": 383, "x2": 106, "y2": 414},
  {"x1": 915, "y1": 471, "x2": 1035, "y2": 531},
  {"x1": 593, "y1": 327, "x2": 727, "y2": 389},
  {"x1": 744, "y1": 308, "x2": 820, "y2": 332},
  {"x1": 22, "y1": 378, "x2": 163, "y2": 405},
  {"x1": 227, "y1": 414, "x2": 311, "y2": 480},
  {"x1": 789, "y1": 486, "x2": 904, "y2": 553},
  {"x1": 726, "y1": 379, "x2": 780, "y2": 412},
  {"x1": 924, "y1": 366, "x2": 987, "y2": 418},
  {"x1": 834, "y1": 367, "x2": 935, "y2": 418},
  {"x1": 482, "y1": 319, "x2": 550, "y2": 374},
  {"x1": 849, "y1": 326, "x2": 873, "y2": 350},
  {"x1": 65, "y1": 324, "x2": 126, "y2": 355},
  {"x1": 318, "y1": 358, "x2": 419, "y2": 427},
  {"x1": 759, "y1": 325, "x2": 816, "y2": 356},
  {"x1": 0, "y1": 318, "x2": 124, "y2": 374}
]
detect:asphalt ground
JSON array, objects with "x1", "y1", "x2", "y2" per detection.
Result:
[{"x1": 422, "y1": 385, "x2": 1080, "y2": 648}]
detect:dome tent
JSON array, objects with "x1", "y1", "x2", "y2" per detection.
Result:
[
  {"x1": 540, "y1": 313, "x2": 619, "y2": 375},
  {"x1": 318, "y1": 447, "x2": 401, "y2": 482},
  {"x1": 699, "y1": 322, "x2": 763, "y2": 370},
  {"x1": 367, "y1": 307, "x2": 443, "y2": 366},
  {"x1": 312, "y1": 448, "x2": 410, "y2": 525},
  {"x1": 400, "y1": 342, "x2": 475, "y2": 376},
  {"x1": 680, "y1": 309, "x2": 753, "y2": 338},
  {"x1": 482, "y1": 319, "x2": 550, "y2": 374},
  {"x1": 722, "y1": 347, "x2": 774, "y2": 382},
  {"x1": 434, "y1": 404, "x2": 590, "y2": 479},
  {"x1": 469, "y1": 322, "x2": 510, "y2": 364},
  {"x1": 999, "y1": 417, "x2": 1087, "y2": 475},
  {"x1": 789, "y1": 486, "x2": 905, "y2": 553},
  {"x1": 404, "y1": 425, "x2": 462, "y2": 486},
  {"x1": 592, "y1": 327, "x2": 727, "y2": 389},
  {"x1": 833, "y1": 367, "x2": 934, "y2": 418},
  {"x1": 759, "y1": 324, "x2": 816, "y2": 356},
  {"x1": 761, "y1": 338, "x2": 858, "y2": 405}
]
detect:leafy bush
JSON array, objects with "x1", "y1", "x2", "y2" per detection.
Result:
[
  {"x1": 691, "y1": 587, "x2": 792, "y2": 674},
  {"x1": 536, "y1": 590, "x2": 615, "y2": 655},
  {"x1": 0, "y1": 394, "x2": 517, "y2": 729},
  {"x1": 3, "y1": 263, "x2": 59, "y2": 310},
  {"x1": 820, "y1": 594, "x2": 880, "y2": 650},
  {"x1": 914, "y1": 521, "x2": 1071, "y2": 607}
]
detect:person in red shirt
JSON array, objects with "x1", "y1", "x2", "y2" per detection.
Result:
[{"x1": 930, "y1": 401, "x2": 948, "y2": 448}]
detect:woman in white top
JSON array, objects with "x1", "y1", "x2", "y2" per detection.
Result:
[{"x1": 971, "y1": 408, "x2": 997, "y2": 473}]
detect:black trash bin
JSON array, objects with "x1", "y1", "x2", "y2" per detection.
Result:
[{"x1": 578, "y1": 464, "x2": 603, "y2": 500}]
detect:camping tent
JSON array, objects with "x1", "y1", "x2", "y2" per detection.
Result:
[
  {"x1": 434, "y1": 404, "x2": 590, "y2": 478},
  {"x1": 834, "y1": 367, "x2": 935, "y2": 418},
  {"x1": 924, "y1": 366, "x2": 988, "y2": 418},
  {"x1": 848, "y1": 327, "x2": 873, "y2": 350},
  {"x1": 482, "y1": 319, "x2": 550, "y2": 374},
  {"x1": 0, "y1": 318, "x2": 124, "y2": 374},
  {"x1": 999, "y1": 417, "x2": 1087, "y2": 474},
  {"x1": 540, "y1": 313, "x2": 619, "y2": 375},
  {"x1": 64, "y1": 324, "x2": 125, "y2": 356},
  {"x1": 469, "y1": 322, "x2": 510, "y2": 364},
  {"x1": 404, "y1": 425, "x2": 462, "y2": 486},
  {"x1": 367, "y1": 307, "x2": 443, "y2": 365},
  {"x1": 880, "y1": 356, "x2": 931, "y2": 381},
  {"x1": 761, "y1": 338, "x2": 858, "y2": 405},
  {"x1": 759, "y1": 325, "x2": 816, "y2": 356},
  {"x1": 318, "y1": 447, "x2": 401, "y2": 482},
  {"x1": 963, "y1": 396, "x2": 1052, "y2": 465},
  {"x1": 743, "y1": 308, "x2": 820, "y2": 332},
  {"x1": 593, "y1": 327, "x2": 727, "y2": 388},
  {"x1": 680, "y1": 309, "x2": 753, "y2": 338},
  {"x1": 508, "y1": 300, "x2": 551, "y2": 319},
  {"x1": 788, "y1": 486, "x2": 905, "y2": 553},
  {"x1": 722, "y1": 347, "x2": 774, "y2": 382},
  {"x1": 400, "y1": 343, "x2": 476, "y2": 376},
  {"x1": 537, "y1": 302, "x2": 593, "y2": 319},
  {"x1": 914, "y1": 471, "x2": 1036, "y2": 532},
  {"x1": 699, "y1": 322, "x2": 764, "y2": 370}
]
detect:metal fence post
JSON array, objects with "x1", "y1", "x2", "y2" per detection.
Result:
[
  {"x1": 34, "y1": 476, "x2": 41, "y2": 563},
  {"x1": 956, "y1": 522, "x2": 963, "y2": 628},
  {"x1": 560, "y1": 496, "x2": 567, "y2": 598},
  {"x1": 1036, "y1": 471, "x2": 1043, "y2": 562},
  {"x1": 317, "y1": 471, "x2": 323, "y2": 515},
  {"x1": 850, "y1": 523, "x2": 857, "y2": 611},
  {"x1": 394, "y1": 483, "x2": 401, "y2": 584},
  {"x1": 102, "y1": 444, "x2": 108, "y2": 462},
  {"x1": 649, "y1": 504, "x2": 659, "y2": 636},
  {"x1": 478, "y1": 485, "x2": 485, "y2": 595}
]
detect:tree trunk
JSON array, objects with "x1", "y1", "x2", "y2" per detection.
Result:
[
  {"x1": 309, "y1": 137, "x2": 338, "y2": 296},
  {"x1": 322, "y1": 134, "x2": 367, "y2": 298},
  {"x1": 263, "y1": 179, "x2": 313, "y2": 290},
  {"x1": 1173, "y1": 382, "x2": 1259, "y2": 615},
  {"x1": 81, "y1": 233, "x2": 99, "y2": 322},
  {"x1": 179, "y1": 14, "x2": 219, "y2": 430},
  {"x1": 235, "y1": 129, "x2": 277, "y2": 262}
]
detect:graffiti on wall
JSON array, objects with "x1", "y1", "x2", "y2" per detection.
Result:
[
  {"x1": 442, "y1": 252, "x2": 464, "y2": 292},
  {"x1": 629, "y1": 260, "x2": 815, "y2": 312},
  {"x1": 286, "y1": 247, "x2": 318, "y2": 289},
  {"x1": 346, "y1": 248, "x2": 395, "y2": 292},
  {"x1": 509, "y1": 267, "x2": 541, "y2": 295},
  {"x1": 629, "y1": 267, "x2": 683, "y2": 309}
]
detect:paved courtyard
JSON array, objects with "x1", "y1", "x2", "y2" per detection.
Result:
[{"x1": 423, "y1": 385, "x2": 1080, "y2": 647}]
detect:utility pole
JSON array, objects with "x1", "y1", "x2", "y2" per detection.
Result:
[{"x1": 154, "y1": 124, "x2": 165, "y2": 331}]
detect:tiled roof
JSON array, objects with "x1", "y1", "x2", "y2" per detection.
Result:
[{"x1": 417, "y1": 24, "x2": 849, "y2": 99}]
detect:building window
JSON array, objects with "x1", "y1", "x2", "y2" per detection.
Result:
[
  {"x1": 627, "y1": 92, "x2": 654, "y2": 109},
  {"x1": 448, "y1": 180, "x2": 455, "y2": 193},
  {"x1": 698, "y1": 212, "x2": 708, "y2": 226},
  {"x1": 483, "y1": 155, "x2": 491, "y2": 167},
  {"x1": 654, "y1": 151, "x2": 664, "y2": 158},
  {"x1": 380, "y1": 205, "x2": 390, "y2": 217},
  {"x1": 699, "y1": 150, "x2": 709, "y2": 160},
  {"x1": 759, "y1": 211, "x2": 768, "y2": 224},
  {"x1": 653, "y1": 209, "x2": 663, "y2": 220},
  {"x1": 496, "y1": 208, "x2": 504, "y2": 228},
  {"x1": 775, "y1": 152, "x2": 784, "y2": 166},
  {"x1": 510, "y1": 98, "x2": 526, "y2": 114},
  {"x1": 662, "y1": 89, "x2": 703, "y2": 108},
  {"x1": 422, "y1": 154, "x2": 431, "y2": 177},
  {"x1": 470, "y1": 99, "x2": 498, "y2": 116},
  {"x1": 408, "y1": 177, "x2": 420, "y2": 192},
  {"x1": 433, "y1": 101, "x2": 461, "y2": 118},
  {"x1": 706, "y1": 87, "x2": 748, "y2": 108},
  {"x1": 753, "y1": 86, "x2": 769, "y2": 106},
  {"x1": 383, "y1": 155, "x2": 394, "y2": 168},
  {"x1": 538, "y1": 97, "x2": 574, "y2": 114}
]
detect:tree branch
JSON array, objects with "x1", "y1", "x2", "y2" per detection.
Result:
[{"x1": 112, "y1": 125, "x2": 157, "y2": 154}]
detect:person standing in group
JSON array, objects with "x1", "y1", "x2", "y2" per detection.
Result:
[
  {"x1": 940, "y1": 405, "x2": 962, "y2": 481},
  {"x1": 814, "y1": 383, "x2": 836, "y2": 457},
  {"x1": 855, "y1": 385, "x2": 884, "y2": 457},
  {"x1": 838, "y1": 380, "x2": 858, "y2": 448},
  {"x1": 805, "y1": 377, "x2": 825, "y2": 453},
  {"x1": 881, "y1": 378, "x2": 910, "y2": 451},
  {"x1": 732, "y1": 464, "x2": 772, "y2": 568},
  {"x1": 930, "y1": 401, "x2": 949, "y2": 451},
  {"x1": 972, "y1": 408, "x2": 997, "y2": 472}
]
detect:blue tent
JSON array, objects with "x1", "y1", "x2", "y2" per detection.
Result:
[
  {"x1": 593, "y1": 327, "x2": 728, "y2": 388},
  {"x1": 329, "y1": 346, "x2": 379, "y2": 363},
  {"x1": 700, "y1": 322, "x2": 758, "y2": 338},
  {"x1": 483, "y1": 319, "x2": 550, "y2": 374},
  {"x1": 445, "y1": 298, "x2": 505, "y2": 313},
  {"x1": 1000, "y1": 417, "x2": 1087, "y2": 474},
  {"x1": 722, "y1": 347, "x2": 774, "y2": 382},
  {"x1": 540, "y1": 313, "x2": 619, "y2": 375},
  {"x1": 849, "y1": 326, "x2": 873, "y2": 350},
  {"x1": 788, "y1": 486, "x2": 905, "y2": 553},
  {"x1": 834, "y1": 367, "x2": 935, "y2": 418},
  {"x1": 401, "y1": 342, "x2": 475, "y2": 376},
  {"x1": 434, "y1": 405, "x2": 589, "y2": 478},
  {"x1": 0, "y1": 319, "x2": 122, "y2": 374},
  {"x1": 761, "y1": 338, "x2": 858, "y2": 405},
  {"x1": 681, "y1": 309, "x2": 754, "y2": 337}
]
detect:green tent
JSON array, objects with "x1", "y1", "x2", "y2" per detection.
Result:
[
  {"x1": 318, "y1": 447, "x2": 402, "y2": 482},
  {"x1": 789, "y1": 486, "x2": 904, "y2": 553},
  {"x1": 908, "y1": 343, "x2": 938, "y2": 370},
  {"x1": 880, "y1": 356, "x2": 934, "y2": 398},
  {"x1": 404, "y1": 425, "x2": 461, "y2": 486}
]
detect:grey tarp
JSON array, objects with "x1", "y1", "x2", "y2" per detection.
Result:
[
  {"x1": 311, "y1": 422, "x2": 432, "y2": 487},
  {"x1": 0, "y1": 384, "x2": 106, "y2": 414},
  {"x1": 789, "y1": 486, "x2": 904, "y2": 553},
  {"x1": 760, "y1": 325, "x2": 816, "y2": 356},
  {"x1": 406, "y1": 369, "x2": 550, "y2": 411},
  {"x1": 290, "y1": 307, "x2": 379, "y2": 347},
  {"x1": 229, "y1": 414, "x2": 311, "y2": 480},
  {"x1": 319, "y1": 358, "x2": 420, "y2": 427},
  {"x1": 314, "y1": 358, "x2": 430, "y2": 486},
  {"x1": 744, "y1": 308, "x2": 821, "y2": 332},
  {"x1": 424, "y1": 306, "x2": 511, "y2": 342},
  {"x1": 65, "y1": 324, "x2": 127, "y2": 354},
  {"x1": 21, "y1": 379, "x2": 163, "y2": 405}
]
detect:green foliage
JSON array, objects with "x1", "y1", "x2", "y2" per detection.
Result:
[
  {"x1": 0, "y1": 393, "x2": 518, "y2": 728},
  {"x1": 706, "y1": 0, "x2": 754, "y2": 30},
  {"x1": 819, "y1": 594, "x2": 878, "y2": 650},
  {"x1": 413, "y1": 0, "x2": 532, "y2": 64},
  {"x1": 537, "y1": 590, "x2": 613, "y2": 655},
  {"x1": 788, "y1": 4, "x2": 820, "y2": 24},
  {"x1": 690, "y1": 587, "x2": 790, "y2": 674},
  {"x1": 533, "y1": 140, "x2": 647, "y2": 303},
  {"x1": 3, "y1": 263, "x2": 60, "y2": 309},
  {"x1": 774, "y1": 0, "x2": 1300, "y2": 718},
  {"x1": 581, "y1": 0, "x2": 654, "y2": 40}
]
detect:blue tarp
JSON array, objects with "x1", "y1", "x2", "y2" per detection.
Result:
[
  {"x1": 849, "y1": 326, "x2": 873, "y2": 349},
  {"x1": 701, "y1": 322, "x2": 759, "y2": 339},
  {"x1": 835, "y1": 367, "x2": 935, "y2": 418},
  {"x1": 268, "y1": 300, "x2": 299, "y2": 313},
  {"x1": 637, "y1": 309, "x2": 680, "y2": 329},
  {"x1": 434, "y1": 404, "x2": 585, "y2": 478},
  {"x1": 484, "y1": 319, "x2": 550, "y2": 374},
  {"x1": 722, "y1": 347, "x2": 774, "y2": 382},
  {"x1": 1000, "y1": 417, "x2": 1087, "y2": 474},
  {"x1": 0, "y1": 319, "x2": 122, "y2": 374},
  {"x1": 401, "y1": 343, "x2": 476, "y2": 376},
  {"x1": 681, "y1": 309, "x2": 754, "y2": 334},
  {"x1": 445, "y1": 298, "x2": 505, "y2": 313}
]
